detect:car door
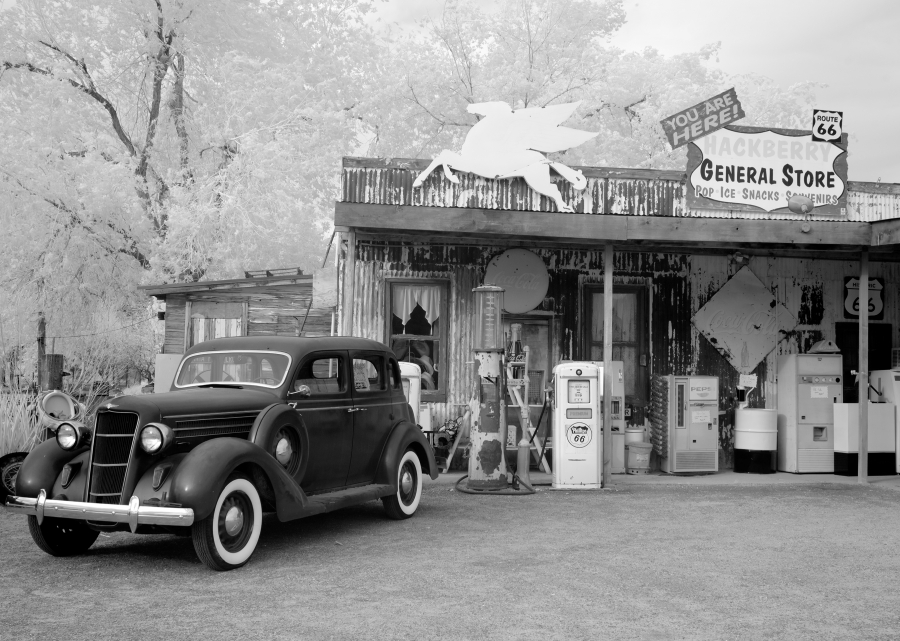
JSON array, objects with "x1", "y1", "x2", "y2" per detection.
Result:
[
  {"x1": 345, "y1": 351, "x2": 397, "y2": 487},
  {"x1": 287, "y1": 351, "x2": 354, "y2": 493}
]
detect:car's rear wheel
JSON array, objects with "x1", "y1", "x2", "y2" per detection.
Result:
[
  {"x1": 27, "y1": 515, "x2": 99, "y2": 557},
  {"x1": 192, "y1": 474, "x2": 262, "y2": 571},
  {"x1": 382, "y1": 450, "x2": 422, "y2": 520}
]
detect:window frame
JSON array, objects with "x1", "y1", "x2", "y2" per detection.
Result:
[{"x1": 384, "y1": 278, "x2": 450, "y2": 403}]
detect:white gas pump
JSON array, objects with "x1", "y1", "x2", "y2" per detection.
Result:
[
  {"x1": 868, "y1": 369, "x2": 900, "y2": 473},
  {"x1": 552, "y1": 362, "x2": 603, "y2": 489}
]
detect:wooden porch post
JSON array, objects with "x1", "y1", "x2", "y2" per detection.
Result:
[
  {"x1": 341, "y1": 229, "x2": 357, "y2": 336},
  {"x1": 602, "y1": 244, "x2": 613, "y2": 488},
  {"x1": 858, "y1": 248, "x2": 869, "y2": 483}
]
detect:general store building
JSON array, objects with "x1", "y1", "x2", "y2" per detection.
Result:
[{"x1": 334, "y1": 156, "x2": 900, "y2": 468}]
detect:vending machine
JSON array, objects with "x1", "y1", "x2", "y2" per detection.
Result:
[
  {"x1": 651, "y1": 376, "x2": 719, "y2": 473},
  {"x1": 552, "y1": 362, "x2": 603, "y2": 489},
  {"x1": 776, "y1": 353, "x2": 843, "y2": 473}
]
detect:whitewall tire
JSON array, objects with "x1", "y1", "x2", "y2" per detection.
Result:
[
  {"x1": 192, "y1": 474, "x2": 262, "y2": 571},
  {"x1": 382, "y1": 450, "x2": 422, "y2": 520}
]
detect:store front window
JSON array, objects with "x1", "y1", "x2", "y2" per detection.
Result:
[
  {"x1": 386, "y1": 280, "x2": 448, "y2": 401},
  {"x1": 189, "y1": 301, "x2": 244, "y2": 347}
]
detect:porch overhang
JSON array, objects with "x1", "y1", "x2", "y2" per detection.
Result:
[{"x1": 334, "y1": 202, "x2": 896, "y2": 259}]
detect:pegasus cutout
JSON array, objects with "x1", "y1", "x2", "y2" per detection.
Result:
[{"x1": 413, "y1": 101, "x2": 598, "y2": 212}]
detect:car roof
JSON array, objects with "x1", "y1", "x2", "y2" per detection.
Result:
[{"x1": 183, "y1": 336, "x2": 393, "y2": 360}]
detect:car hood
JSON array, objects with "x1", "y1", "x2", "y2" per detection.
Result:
[{"x1": 98, "y1": 387, "x2": 281, "y2": 422}]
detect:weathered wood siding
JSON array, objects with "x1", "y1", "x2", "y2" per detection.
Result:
[
  {"x1": 349, "y1": 241, "x2": 899, "y2": 467},
  {"x1": 163, "y1": 295, "x2": 187, "y2": 354},
  {"x1": 161, "y1": 285, "x2": 334, "y2": 354}
]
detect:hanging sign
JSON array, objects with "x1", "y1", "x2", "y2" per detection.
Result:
[
  {"x1": 843, "y1": 277, "x2": 884, "y2": 320},
  {"x1": 692, "y1": 267, "x2": 798, "y2": 374},
  {"x1": 811, "y1": 109, "x2": 843, "y2": 143},
  {"x1": 686, "y1": 125, "x2": 848, "y2": 216},
  {"x1": 660, "y1": 88, "x2": 745, "y2": 150},
  {"x1": 484, "y1": 249, "x2": 549, "y2": 313}
]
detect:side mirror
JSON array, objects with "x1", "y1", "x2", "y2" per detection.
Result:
[{"x1": 292, "y1": 384, "x2": 311, "y2": 398}]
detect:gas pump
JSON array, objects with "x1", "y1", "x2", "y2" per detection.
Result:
[
  {"x1": 468, "y1": 285, "x2": 509, "y2": 490},
  {"x1": 551, "y1": 362, "x2": 603, "y2": 489}
]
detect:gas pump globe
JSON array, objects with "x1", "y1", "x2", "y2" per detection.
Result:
[
  {"x1": 473, "y1": 285, "x2": 505, "y2": 350},
  {"x1": 469, "y1": 285, "x2": 508, "y2": 490}
]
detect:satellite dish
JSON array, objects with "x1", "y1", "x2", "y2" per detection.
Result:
[{"x1": 788, "y1": 195, "x2": 814, "y2": 215}]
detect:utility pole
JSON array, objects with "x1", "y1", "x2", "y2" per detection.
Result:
[{"x1": 37, "y1": 312, "x2": 46, "y2": 391}]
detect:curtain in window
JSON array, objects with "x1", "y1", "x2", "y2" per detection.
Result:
[{"x1": 392, "y1": 285, "x2": 442, "y2": 324}]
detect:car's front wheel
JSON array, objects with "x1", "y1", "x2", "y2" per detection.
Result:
[
  {"x1": 382, "y1": 449, "x2": 422, "y2": 520},
  {"x1": 27, "y1": 516, "x2": 99, "y2": 556},
  {"x1": 192, "y1": 474, "x2": 262, "y2": 571}
]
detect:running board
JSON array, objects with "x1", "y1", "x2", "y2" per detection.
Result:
[{"x1": 301, "y1": 484, "x2": 394, "y2": 517}]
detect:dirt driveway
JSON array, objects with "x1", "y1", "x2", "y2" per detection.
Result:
[{"x1": 2, "y1": 481, "x2": 899, "y2": 641}]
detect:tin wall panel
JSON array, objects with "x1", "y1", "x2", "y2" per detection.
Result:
[{"x1": 348, "y1": 239, "x2": 898, "y2": 467}]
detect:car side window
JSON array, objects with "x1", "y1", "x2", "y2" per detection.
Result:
[
  {"x1": 388, "y1": 358, "x2": 402, "y2": 390},
  {"x1": 292, "y1": 356, "x2": 344, "y2": 396},
  {"x1": 352, "y1": 356, "x2": 384, "y2": 393}
]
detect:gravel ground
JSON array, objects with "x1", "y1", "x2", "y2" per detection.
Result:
[{"x1": 2, "y1": 481, "x2": 900, "y2": 641}]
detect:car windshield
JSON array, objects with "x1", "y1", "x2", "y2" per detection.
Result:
[{"x1": 175, "y1": 351, "x2": 291, "y2": 388}]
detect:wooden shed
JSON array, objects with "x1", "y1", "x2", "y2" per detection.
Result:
[{"x1": 141, "y1": 267, "x2": 336, "y2": 388}]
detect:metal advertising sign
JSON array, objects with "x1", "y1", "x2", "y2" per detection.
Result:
[
  {"x1": 843, "y1": 277, "x2": 885, "y2": 320},
  {"x1": 811, "y1": 109, "x2": 843, "y2": 143},
  {"x1": 692, "y1": 267, "x2": 798, "y2": 374},
  {"x1": 686, "y1": 125, "x2": 848, "y2": 216},
  {"x1": 660, "y1": 88, "x2": 745, "y2": 150},
  {"x1": 484, "y1": 249, "x2": 549, "y2": 313}
]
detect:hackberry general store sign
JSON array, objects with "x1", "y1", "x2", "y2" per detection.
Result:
[{"x1": 686, "y1": 125, "x2": 849, "y2": 216}]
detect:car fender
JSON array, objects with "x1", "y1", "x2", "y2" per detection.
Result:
[
  {"x1": 248, "y1": 403, "x2": 310, "y2": 485},
  {"x1": 15, "y1": 438, "x2": 89, "y2": 498},
  {"x1": 167, "y1": 438, "x2": 310, "y2": 522},
  {"x1": 374, "y1": 421, "x2": 439, "y2": 488}
]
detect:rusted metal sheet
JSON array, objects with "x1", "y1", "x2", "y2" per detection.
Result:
[{"x1": 342, "y1": 158, "x2": 898, "y2": 223}]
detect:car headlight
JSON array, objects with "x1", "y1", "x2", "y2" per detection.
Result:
[
  {"x1": 56, "y1": 421, "x2": 89, "y2": 451},
  {"x1": 139, "y1": 423, "x2": 173, "y2": 454}
]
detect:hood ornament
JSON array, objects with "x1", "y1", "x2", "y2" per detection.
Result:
[{"x1": 105, "y1": 403, "x2": 117, "y2": 410}]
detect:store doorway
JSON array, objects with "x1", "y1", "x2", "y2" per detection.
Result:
[
  {"x1": 834, "y1": 322, "x2": 893, "y2": 402},
  {"x1": 502, "y1": 315, "x2": 554, "y2": 444},
  {"x1": 583, "y1": 285, "x2": 649, "y2": 425}
]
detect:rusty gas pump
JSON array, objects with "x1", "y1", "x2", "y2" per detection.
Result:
[{"x1": 468, "y1": 285, "x2": 509, "y2": 490}]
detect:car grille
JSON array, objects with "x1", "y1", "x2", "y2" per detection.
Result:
[
  {"x1": 174, "y1": 414, "x2": 257, "y2": 440},
  {"x1": 88, "y1": 412, "x2": 139, "y2": 505}
]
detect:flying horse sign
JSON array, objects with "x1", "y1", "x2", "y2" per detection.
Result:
[{"x1": 412, "y1": 101, "x2": 598, "y2": 212}]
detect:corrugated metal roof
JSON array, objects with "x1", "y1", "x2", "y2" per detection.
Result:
[{"x1": 341, "y1": 157, "x2": 900, "y2": 223}]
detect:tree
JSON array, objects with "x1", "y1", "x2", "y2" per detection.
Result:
[{"x1": 365, "y1": 0, "x2": 819, "y2": 171}]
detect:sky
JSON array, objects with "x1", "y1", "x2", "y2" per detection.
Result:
[{"x1": 376, "y1": 0, "x2": 900, "y2": 184}]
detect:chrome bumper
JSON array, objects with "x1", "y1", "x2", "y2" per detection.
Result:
[{"x1": 4, "y1": 489, "x2": 194, "y2": 532}]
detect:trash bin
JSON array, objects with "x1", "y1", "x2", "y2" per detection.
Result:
[
  {"x1": 626, "y1": 441, "x2": 653, "y2": 474},
  {"x1": 733, "y1": 408, "x2": 776, "y2": 474}
]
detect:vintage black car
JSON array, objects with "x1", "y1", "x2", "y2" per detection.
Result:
[{"x1": 5, "y1": 336, "x2": 438, "y2": 570}]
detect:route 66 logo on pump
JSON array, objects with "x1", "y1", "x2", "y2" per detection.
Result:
[
  {"x1": 811, "y1": 109, "x2": 843, "y2": 143},
  {"x1": 566, "y1": 423, "x2": 592, "y2": 448}
]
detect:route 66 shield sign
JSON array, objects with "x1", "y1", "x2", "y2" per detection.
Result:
[
  {"x1": 844, "y1": 277, "x2": 884, "y2": 320},
  {"x1": 812, "y1": 109, "x2": 843, "y2": 143}
]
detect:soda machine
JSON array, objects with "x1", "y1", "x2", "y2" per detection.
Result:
[
  {"x1": 776, "y1": 353, "x2": 842, "y2": 473},
  {"x1": 651, "y1": 375, "x2": 720, "y2": 473}
]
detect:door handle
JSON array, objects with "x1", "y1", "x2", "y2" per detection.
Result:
[{"x1": 347, "y1": 408, "x2": 367, "y2": 413}]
